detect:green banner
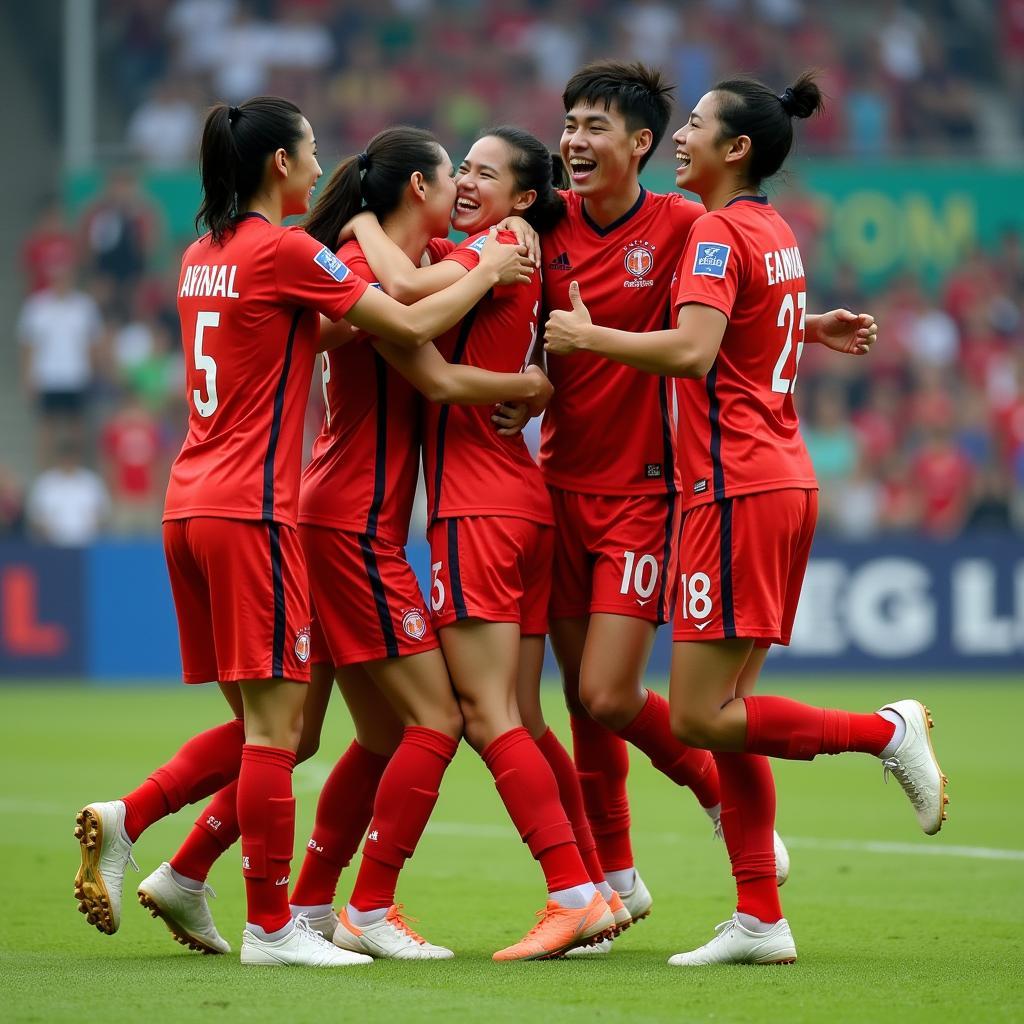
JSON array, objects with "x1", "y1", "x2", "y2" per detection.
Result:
[{"x1": 67, "y1": 160, "x2": 1023, "y2": 289}]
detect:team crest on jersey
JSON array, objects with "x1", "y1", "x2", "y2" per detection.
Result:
[
  {"x1": 313, "y1": 246, "x2": 351, "y2": 282},
  {"x1": 624, "y1": 246, "x2": 654, "y2": 278},
  {"x1": 294, "y1": 625, "x2": 311, "y2": 663},
  {"x1": 401, "y1": 608, "x2": 428, "y2": 640},
  {"x1": 693, "y1": 242, "x2": 730, "y2": 278}
]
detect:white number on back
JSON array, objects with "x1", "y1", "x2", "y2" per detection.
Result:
[
  {"x1": 192, "y1": 311, "x2": 220, "y2": 417},
  {"x1": 771, "y1": 291, "x2": 806, "y2": 395}
]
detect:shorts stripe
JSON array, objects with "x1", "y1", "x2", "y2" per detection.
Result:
[
  {"x1": 268, "y1": 522, "x2": 286, "y2": 676},
  {"x1": 705, "y1": 363, "x2": 726, "y2": 501},
  {"x1": 262, "y1": 310, "x2": 302, "y2": 520},
  {"x1": 656, "y1": 492, "x2": 677, "y2": 622},
  {"x1": 359, "y1": 533, "x2": 399, "y2": 659},
  {"x1": 446, "y1": 518, "x2": 469, "y2": 620},
  {"x1": 718, "y1": 499, "x2": 736, "y2": 638},
  {"x1": 366, "y1": 353, "x2": 388, "y2": 537},
  {"x1": 430, "y1": 309, "x2": 478, "y2": 523}
]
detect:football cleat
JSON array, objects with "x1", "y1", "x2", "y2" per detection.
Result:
[
  {"x1": 492, "y1": 892, "x2": 614, "y2": 961},
  {"x1": 137, "y1": 862, "x2": 230, "y2": 954},
  {"x1": 712, "y1": 816, "x2": 791, "y2": 887},
  {"x1": 74, "y1": 800, "x2": 138, "y2": 935},
  {"x1": 293, "y1": 905, "x2": 339, "y2": 942},
  {"x1": 563, "y1": 937, "x2": 614, "y2": 956},
  {"x1": 879, "y1": 700, "x2": 947, "y2": 835},
  {"x1": 333, "y1": 905, "x2": 454, "y2": 960},
  {"x1": 240, "y1": 914, "x2": 373, "y2": 967},
  {"x1": 668, "y1": 914, "x2": 797, "y2": 966},
  {"x1": 616, "y1": 869, "x2": 652, "y2": 923},
  {"x1": 563, "y1": 891, "x2": 630, "y2": 957}
]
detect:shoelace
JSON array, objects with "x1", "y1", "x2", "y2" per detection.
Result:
[
  {"x1": 293, "y1": 913, "x2": 332, "y2": 948},
  {"x1": 522, "y1": 905, "x2": 563, "y2": 941},
  {"x1": 386, "y1": 905, "x2": 428, "y2": 945},
  {"x1": 882, "y1": 757, "x2": 924, "y2": 808}
]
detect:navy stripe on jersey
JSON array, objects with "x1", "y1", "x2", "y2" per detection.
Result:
[
  {"x1": 430, "y1": 308, "x2": 478, "y2": 522},
  {"x1": 365, "y1": 352, "x2": 389, "y2": 537},
  {"x1": 359, "y1": 533, "x2": 399, "y2": 659},
  {"x1": 718, "y1": 498, "x2": 737, "y2": 639},
  {"x1": 656, "y1": 492, "x2": 678, "y2": 623},
  {"x1": 705, "y1": 363, "x2": 726, "y2": 501},
  {"x1": 268, "y1": 522, "x2": 286, "y2": 676},
  {"x1": 447, "y1": 518, "x2": 469, "y2": 620},
  {"x1": 581, "y1": 187, "x2": 646, "y2": 237},
  {"x1": 262, "y1": 310, "x2": 302, "y2": 520}
]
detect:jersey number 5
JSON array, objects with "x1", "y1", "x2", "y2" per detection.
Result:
[
  {"x1": 771, "y1": 291, "x2": 806, "y2": 395},
  {"x1": 192, "y1": 311, "x2": 220, "y2": 417}
]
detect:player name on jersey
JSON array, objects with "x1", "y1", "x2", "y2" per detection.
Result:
[
  {"x1": 179, "y1": 265, "x2": 241, "y2": 299},
  {"x1": 764, "y1": 246, "x2": 805, "y2": 287}
]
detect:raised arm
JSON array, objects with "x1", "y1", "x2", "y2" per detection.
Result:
[
  {"x1": 375, "y1": 339, "x2": 551, "y2": 413},
  {"x1": 349, "y1": 212, "x2": 467, "y2": 302},
  {"x1": 344, "y1": 228, "x2": 533, "y2": 348}
]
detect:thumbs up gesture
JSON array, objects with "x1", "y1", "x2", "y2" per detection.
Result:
[{"x1": 544, "y1": 281, "x2": 593, "y2": 355}]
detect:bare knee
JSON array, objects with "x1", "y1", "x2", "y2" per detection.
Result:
[
  {"x1": 670, "y1": 706, "x2": 714, "y2": 749},
  {"x1": 580, "y1": 686, "x2": 642, "y2": 732}
]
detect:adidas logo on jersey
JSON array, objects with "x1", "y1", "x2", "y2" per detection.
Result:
[{"x1": 548, "y1": 251, "x2": 572, "y2": 271}]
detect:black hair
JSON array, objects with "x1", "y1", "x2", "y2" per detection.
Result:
[
  {"x1": 711, "y1": 71, "x2": 824, "y2": 188},
  {"x1": 196, "y1": 96, "x2": 305, "y2": 244},
  {"x1": 562, "y1": 60, "x2": 674, "y2": 171},
  {"x1": 479, "y1": 125, "x2": 567, "y2": 233},
  {"x1": 305, "y1": 126, "x2": 445, "y2": 249}
]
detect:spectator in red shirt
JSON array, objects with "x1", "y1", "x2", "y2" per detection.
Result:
[
  {"x1": 101, "y1": 395, "x2": 165, "y2": 535},
  {"x1": 20, "y1": 198, "x2": 78, "y2": 294}
]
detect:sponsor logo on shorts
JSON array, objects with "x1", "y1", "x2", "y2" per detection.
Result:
[
  {"x1": 693, "y1": 478, "x2": 709, "y2": 495},
  {"x1": 645, "y1": 463, "x2": 663, "y2": 479},
  {"x1": 294, "y1": 625, "x2": 311, "y2": 663},
  {"x1": 692, "y1": 242, "x2": 730, "y2": 278},
  {"x1": 313, "y1": 246, "x2": 351, "y2": 282},
  {"x1": 402, "y1": 608, "x2": 428, "y2": 640}
]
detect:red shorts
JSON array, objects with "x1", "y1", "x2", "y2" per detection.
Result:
[
  {"x1": 548, "y1": 487, "x2": 680, "y2": 624},
  {"x1": 300, "y1": 525, "x2": 437, "y2": 665},
  {"x1": 163, "y1": 517, "x2": 311, "y2": 684},
  {"x1": 672, "y1": 488, "x2": 818, "y2": 646},
  {"x1": 427, "y1": 516, "x2": 553, "y2": 635}
]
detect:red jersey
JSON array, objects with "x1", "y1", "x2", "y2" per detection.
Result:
[
  {"x1": 421, "y1": 230, "x2": 551, "y2": 525},
  {"x1": 165, "y1": 214, "x2": 368, "y2": 526},
  {"x1": 540, "y1": 188, "x2": 703, "y2": 495},
  {"x1": 672, "y1": 196, "x2": 818, "y2": 510},
  {"x1": 299, "y1": 239, "x2": 449, "y2": 545}
]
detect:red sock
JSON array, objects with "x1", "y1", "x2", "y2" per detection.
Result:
[
  {"x1": 617, "y1": 690, "x2": 720, "y2": 808},
  {"x1": 349, "y1": 727, "x2": 457, "y2": 912},
  {"x1": 121, "y1": 718, "x2": 245, "y2": 842},
  {"x1": 535, "y1": 727, "x2": 605, "y2": 885},
  {"x1": 237, "y1": 744, "x2": 297, "y2": 933},
  {"x1": 714, "y1": 751, "x2": 781, "y2": 923},
  {"x1": 290, "y1": 741, "x2": 391, "y2": 908},
  {"x1": 570, "y1": 712, "x2": 633, "y2": 872},
  {"x1": 483, "y1": 727, "x2": 588, "y2": 893},
  {"x1": 170, "y1": 781, "x2": 239, "y2": 883},
  {"x1": 743, "y1": 696, "x2": 895, "y2": 760}
]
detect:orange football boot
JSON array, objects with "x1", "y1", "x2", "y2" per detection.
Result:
[{"x1": 492, "y1": 892, "x2": 615, "y2": 961}]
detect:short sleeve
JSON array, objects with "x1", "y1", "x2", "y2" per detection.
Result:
[
  {"x1": 426, "y1": 237, "x2": 458, "y2": 263},
  {"x1": 673, "y1": 212, "x2": 744, "y2": 321},
  {"x1": 667, "y1": 193, "x2": 705, "y2": 238},
  {"x1": 442, "y1": 230, "x2": 489, "y2": 271},
  {"x1": 274, "y1": 228, "x2": 369, "y2": 321}
]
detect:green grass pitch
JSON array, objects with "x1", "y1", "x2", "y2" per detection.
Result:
[{"x1": 2, "y1": 677, "x2": 1022, "y2": 1023}]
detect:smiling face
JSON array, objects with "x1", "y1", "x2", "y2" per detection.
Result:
[
  {"x1": 672, "y1": 91, "x2": 744, "y2": 198},
  {"x1": 280, "y1": 117, "x2": 322, "y2": 218},
  {"x1": 560, "y1": 100, "x2": 649, "y2": 201},
  {"x1": 452, "y1": 135, "x2": 534, "y2": 235}
]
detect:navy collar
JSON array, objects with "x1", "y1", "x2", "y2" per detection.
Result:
[
  {"x1": 237, "y1": 211, "x2": 271, "y2": 223},
  {"x1": 581, "y1": 186, "x2": 647, "y2": 237},
  {"x1": 725, "y1": 194, "x2": 769, "y2": 207}
]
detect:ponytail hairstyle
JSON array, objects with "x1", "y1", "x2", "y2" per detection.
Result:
[
  {"x1": 304, "y1": 126, "x2": 445, "y2": 249},
  {"x1": 196, "y1": 96, "x2": 305, "y2": 244},
  {"x1": 481, "y1": 125, "x2": 567, "y2": 233},
  {"x1": 711, "y1": 71, "x2": 824, "y2": 188}
]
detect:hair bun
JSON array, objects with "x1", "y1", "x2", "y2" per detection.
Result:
[{"x1": 778, "y1": 74, "x2": 824, "y2": 119}]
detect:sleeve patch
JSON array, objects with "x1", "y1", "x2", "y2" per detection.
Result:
[
  {"x1": 313, "y1": 247, "x2": 351, "y2": 282},
  {"x1": 467, "y1": 234, "x2": 488, "y2": 254},
  {"x1": 692, "y1": 242, "x2": 731, "y2": 279}
]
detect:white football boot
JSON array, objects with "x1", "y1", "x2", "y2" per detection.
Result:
[
  {"x1": 137, "y1": 862, "x2": 230, "y2": 954},
  {"x1": 291, "y1": 905, "x2": 339, "y2": 941},
  {"x1": 565, "y1": 869, "x2": 651, "y2": 957},
  {"x1": 711, "y1": 811, "x2": 791, "y2": 887},
  {"x1": 240, "y1": 914, "x2": 373, "y2": 966},
  {"x1": 333, "y1": 905, "x2": 454, "y2": 960},
  {"x1": 668, "y1": 914, "x2": 797, "y2": 966},
  {"x1": 74, "y1": 800, "x2": 138, "y2": 934},
  {"x1": 879, "y1": 700, "x2": 948, "y2": 835}
]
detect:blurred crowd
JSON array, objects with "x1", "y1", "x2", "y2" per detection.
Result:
[{"x1": 101, "y1": 0, "x2": 1024, "y2": 166}]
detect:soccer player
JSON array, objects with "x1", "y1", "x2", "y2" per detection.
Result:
[
  {"x1": 73, "y1": 96, "x2": 533, "y2": 968},
  {"x1": 348, "y1": 126, "x2": 625, "y2": 958},
  {"x1": 544, "y1": 73, "x2": 946, "y2": 966}
]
